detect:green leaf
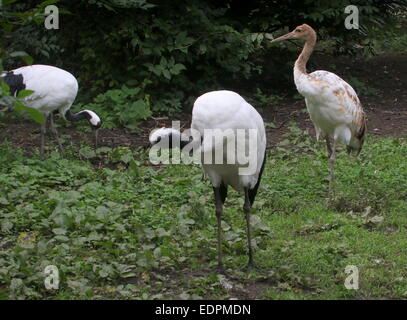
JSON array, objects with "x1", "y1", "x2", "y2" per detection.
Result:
[
  {"x1": 9, "y1": 51, "x2": 33, "y2": 65},
  {"x1": 162, "y1": 69, "x2": 171, "y2": 80},
  {"x1": 2, "y1": 0, "x2": 19, "y2": 6},
  {"x1": 1, "y1": 220, "x2": 13, "y2": 232},
  {"x1": 13, "y1": 100, "x2": 45, "y2": 124},
  {"x1": 79, "y1": 147, "x2": 96, "y2": 159},
  {"x1": 128, "y1": 159, "x2": 140, "y2": 177},
  {"x1": 17, "y1": 89, "x2": 34, "y2": 99},
  {"x1": 171, "y1": 63, "x2": 186, "y2": 75},
  {"x1": 265, "y1": 122, "x2": 277, "y2": 129},
  {"x1": 27, "y1": 108, "x2": 45, "y2": 124},
  {"x1": 52, "y1": 228, "x2": 67, "y2": 235},
  {"x1": 38, "y1": 0, "x2": 60, "y2": 8}
]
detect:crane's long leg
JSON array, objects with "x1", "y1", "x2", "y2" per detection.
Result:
[
  {"x1": 244, "y1": 187, "x2": 254, "y2": 268},
  {"x1": 40, "y1": 116, "x2": 47, "y2": 160},
  {"x1": 325, "y1": 136, "x2": 333, "y2": 158},
  {"x1": 50, "y1": 113, "x2": 65, "y2": 156},
  {"x1": 329, "y1": 139, "x2": 337, "y2": 193},
  {"x1": 93, "y1": 128, "x2": 99, "y2": 149},
  {"x1": 213, "y1": 187, "x2": 224, "y2": 272}
]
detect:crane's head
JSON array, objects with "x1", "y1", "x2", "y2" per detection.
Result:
[
  {"x1": 271, "y1": 24, "x2": 316, "y2": 43},
  {"x1": 149, "y1": 128, "x2": 180, "y2": 147},
  {"x1": 84, "y1": 110, "x2": 102, "y2": 148},
  {"x1": 150, "y1": 128, "x2": 169, "y2": 145},
  {"x1": 149, "y1": 127, "x2": 191, "y2": 149}
]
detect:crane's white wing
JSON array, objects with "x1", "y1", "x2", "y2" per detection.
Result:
[
  {"x1": 191, "y1": 90, "x2": 266, "y2": 190},
  {"x1": 296, "y1": 70, "x2": 366, "y2": 144},
  {"x1": 12, "y1": 65, "x2": 78, "y2": 113}
]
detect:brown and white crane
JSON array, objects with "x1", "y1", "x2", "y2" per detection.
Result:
[{"x1": 271, "y1": 24, "x2": 366, "y2": 191}]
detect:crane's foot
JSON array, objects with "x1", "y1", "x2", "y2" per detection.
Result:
[
  {"x1": 216, "y1": 263, "x2": 225, "y2": 274},
  {"x1": 39, "y1": 147, "x2": 45, "y2": 161},
  {"x1": 243, "y1": 259, "x2": 257, "y2": 271},
  {"x1": 57, "y1": 145, "x2": 65, "y2": 158},
  {"x1": 243, "y1": 262, "x2": 267, "y2": 275},
  {"x1": 243, "y1": 264, "x2": 254, "y2": 272},
  {"x1": 329, "y1": 183, "x2": 336, "y2": 195},
  {"x1": 328, "y1": 175, "x2": 336, "y2": 196}
]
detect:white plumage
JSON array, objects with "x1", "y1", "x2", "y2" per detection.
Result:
[
  {"x1": 272, "y1": 24, "x2": 366, "y2": 190},
  {"x1": 2, "y1": 64, "x2": 101, "y2": 159},
  {"x1": 12, "y1": 65, "x2": 78, "y2": 114},
  {"x1": 295, "y1": 70, "x2": 365, "y2": 151},
  {"x1": 150, "y1": 90, "x2": 267, "y2": 270},
  {"x1": 192, "y1": 91, "x2": 266, "y2": 192}
]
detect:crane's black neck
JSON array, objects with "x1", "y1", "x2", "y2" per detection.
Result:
[
  {"x1": 158, "y1": 132, "x2": 191, "y2": 149},
  {"x1": 2, "y1": 71, "x2": 25, "y2": 96},
  {"x1": 64, "y1": 110, "x2": 91, "y2": 122}
]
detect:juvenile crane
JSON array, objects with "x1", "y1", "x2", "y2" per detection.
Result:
[
  {"x1": 150, "y1": 90, "x2": 267, "y2": 270},
  {"x1": 1, "y1": 64, "x2": 101, "y2": 159},
  {"x1": 271, "y1": 24, "x2": 366, "y2": 190}
]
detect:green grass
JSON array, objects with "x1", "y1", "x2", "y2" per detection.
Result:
[{"x1": 0, "y1": 129, "x2": 406, "y2": 300}]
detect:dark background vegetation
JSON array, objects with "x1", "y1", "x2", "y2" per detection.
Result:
[{"x1": 1, "y1": 0, "x2": 406, "y2": 129}]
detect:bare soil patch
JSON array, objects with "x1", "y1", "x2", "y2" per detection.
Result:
[{"x1": 1, "y1": 53, "x2": 406, "y2": 155}]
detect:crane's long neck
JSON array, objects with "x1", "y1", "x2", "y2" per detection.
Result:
[
  {"x1": 64, "y1": 109, "x2": 91, "y2": 122},
  {"x1": 294, "y1": 32, "x2": 317, "y2": 75},
  {"x1": 63, "y1": 109, "x2": 101, "y2": 128},
  {"x1": 168, "y1": 130, "x2": 192, "y2": 149}
]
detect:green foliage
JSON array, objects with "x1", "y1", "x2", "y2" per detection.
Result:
[
  {"x1": 252, "y1": 88, "x2": 283, "y2": 107},
  {"x1": 277, "y1": 120, "x2": 320, "y2": 155},
  {"x1": 0, "y1": 133, "x2": 406, "y2": 299},
  {"x1": 0, "y1": 1, "x2": 53, "y2": 124},
  {"x1": 61, "y1": 0, "x2": 263, "y2": 117},
  {"x1": 247, "y1": 0, "x2": 404, "y2": 55},
  {"x1": 77, "y1": 85, "x2": 152, "y2": 130},
  {"x1": 1, "y1": 0, "x2": 404, "y2": 125},
  {"x1": 372, "y1": 17, "x2": 407, "y2": 54},
  {"x1": 0, "y1": 0, "x2": 61, "y2": 65},
  {"x1": 0, "y1": 76, "x2": 45, "y2": 124},
  {"x1": 347, "y1": 77, "x2": 377, "y2": 96}
]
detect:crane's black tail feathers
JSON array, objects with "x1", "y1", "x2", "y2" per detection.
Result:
[
  {"x1": 213, "y1": 182, "x2": 228, "y2": 204},
  {"x1": 219, "y1": 182, "x2": 228, "y2": 204},
  {"x1": 248, "y1": 151, "x2": 267, "y2": 206},
  {"x1": 213, "y1": 182, "x2": 228, "y2": 205}
]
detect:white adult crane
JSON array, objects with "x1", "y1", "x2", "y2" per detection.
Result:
[
  {"x1": 150, "y1": 90, "x2": 267, "y2": 270},
  {"x1": 2, "y1": 64, "x2": 101, "y2": 159}
]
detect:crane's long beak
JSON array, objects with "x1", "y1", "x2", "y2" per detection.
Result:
[{"x1": 271, "y1": 31, "x2": 295, "y2": 43}]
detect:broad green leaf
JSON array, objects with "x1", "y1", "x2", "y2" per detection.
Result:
[
  {"x1": 52, "y1": 228, "x2": 67, "y2": 235},
  {"x1": 162, "y1": 69, "x2": 171, "y2": 80},
  {"x1": 9, "y1": 51, "x2": 33, "y2": 65},
  {"x1": 17, "y1": 89, "x2": 34, "y2": 99}
]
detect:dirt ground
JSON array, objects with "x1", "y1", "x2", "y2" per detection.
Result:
[{"x1": 1, "y1": 53, "x2": 406, "y2": 153}]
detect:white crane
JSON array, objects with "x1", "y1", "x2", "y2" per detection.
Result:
[
  {"x1": 271, "y1": 24, "x2": 366, "y2": 191},
  {"x1": 149, "y1": 90, "x2": 267, "y2": 270},
  {"x1": 1, "y1": 64, "x2": 101, "y2": 159}
]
